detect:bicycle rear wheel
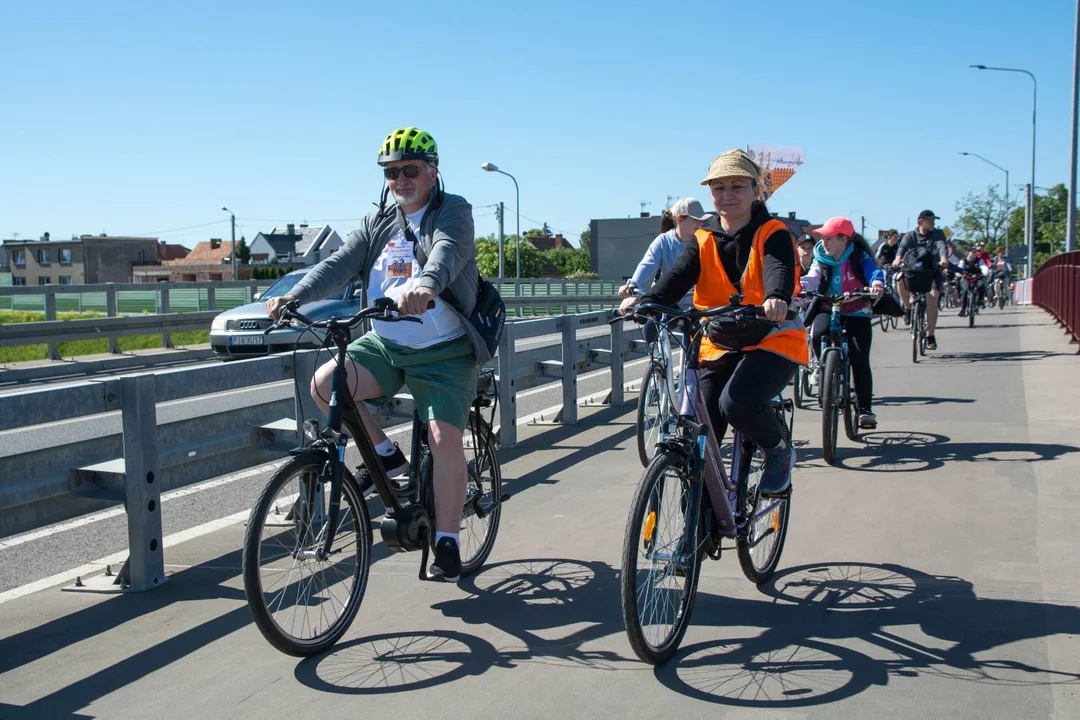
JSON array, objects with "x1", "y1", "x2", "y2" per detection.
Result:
[
  {"x1": 418, "y1": 414, "x2": 503, "y2": 576},
  {"x1": 636, "y1": 362, "x2": 667, "y2": 468},
  {"x1": 243, "y1": 455, "x2": 371, "y2": 656},
  {"x1": 621, "y1": 451, "x2": 703, "y2": 665},
  {"x1": 793, "y1": 366, "x2": 805, "y2": 409},
  {"x1": 737, "y1": 440, "x2": 790, "y2": 584},
  {"x1": 821, "y1": 351, "x2": 841, "y2": 465},
  {"x1": 878, "y1": 314, "x2": 890, "y2": 333}
]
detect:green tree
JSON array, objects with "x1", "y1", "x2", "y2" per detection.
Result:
[
  {"x1": 579, "y1": 227, "x2": 591, "y2": 254},
  {"x1": 1004, "y1": 182, "x2": 1068, "y2": 272},
  {"x1": 541, "y1": 247, "x2": 591, "y2": 276},
  {"x1": 237, "y1": 236, "x2": 251, "y2": 264},
  {"x1": 953, "y1": 185, "x2": 1010, "y2": 249},
  {"x1": 476, "y1": 234, "x2": 543, "y2": 278},
  {"x1": 523, "y1": 227, "x2": 544, "y2": 238}
]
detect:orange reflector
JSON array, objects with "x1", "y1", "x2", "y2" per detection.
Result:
[
  {"x1": 771, "y1": 509, "x2": 780, "y2": 533},
  {"x1": 643, "y1": 511, "x2": 656, "y2": 542}
]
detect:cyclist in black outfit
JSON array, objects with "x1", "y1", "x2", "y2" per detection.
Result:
[{"x1": 875, "y1": 229, "x2": 900, "y2": 268}]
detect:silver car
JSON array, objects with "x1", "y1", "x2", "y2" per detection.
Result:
[{"x1": 209, "y1": 268, "x2": 362, "y2": 359}]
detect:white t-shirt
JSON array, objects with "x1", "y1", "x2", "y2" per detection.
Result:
[{"x1": 367, "y1": 204, "x2": 465, "y2": 349}]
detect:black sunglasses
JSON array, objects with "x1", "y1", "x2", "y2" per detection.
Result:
[{"x1": 383, "y1": 164, "x2": 425, "y2": 181}]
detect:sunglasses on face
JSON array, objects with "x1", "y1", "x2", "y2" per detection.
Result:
[{"x1": 383, "y1": 164, "x2": 425, "y2": 181}]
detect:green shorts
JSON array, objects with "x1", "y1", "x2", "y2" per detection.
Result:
[{"x1": 346, "y1": 332, "x2": 479, "y2": 431}]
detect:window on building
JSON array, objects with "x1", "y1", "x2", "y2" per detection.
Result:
[
  {"x1": 59, "y1": 248, "x2": 72, "y2": 265},
  {"x1": 12, "y1": 276, "x2": 27, "y2": 286},
  {"x1": 58, "y1": 276, "x2": 72, "y2": 285},
  {"x1": 38, "y1": 276, "x2": 51, "y2": 285},
  {"x1": 13, "y1": 250, "x2": 25, "y2": 267},
  {"x1": 37, "y1": 248, "x2": 50, "y2": 265}
]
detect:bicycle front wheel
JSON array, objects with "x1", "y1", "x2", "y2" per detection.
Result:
[
  {"x1": 911, "y1": 307, "x2": 920, "y2": 363},
  {"x1": 621, "y1": 451, "x2": 703, "y2": 665},
  {"x1": 636, "y1": 362, "x2": 667, "y2": 468},
  {"x1": 793, "y1": 366, "x2": 805, "y2": 409},
  {"x1": 968, "y1": 292, "x2": 977, "y2": 328},
  {"x1": 243, "y1": 455, "x2": 372, "y2": 656},
  {"x1": 821, "y1": 351, "x2": 841, "y2": 465}
]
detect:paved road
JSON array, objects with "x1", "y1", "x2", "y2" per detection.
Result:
[{"x1": 1, "y1": 306, "x2": 1078, "y2": 718}]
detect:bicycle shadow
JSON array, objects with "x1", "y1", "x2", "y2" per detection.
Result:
[
  {"x1": 655, "y1": 561, "x2": 1080, "y2": 708},
  {"x1": 295, "y1": 558, "x2": 630, "y2": 695},
  {"x1": 794, "y1": 430, "x2": 1080, "y2": 473},
  {"x1": 931, "y1": 349, "x2": 1072, "y2": 364},
  {"x1": 871, "y1": 396, "x2": 975, "y2": 407}
]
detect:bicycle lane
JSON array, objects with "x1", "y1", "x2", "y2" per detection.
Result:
[{"x1": 0, "y1": 306, "x2": 1078, "y2": 718}]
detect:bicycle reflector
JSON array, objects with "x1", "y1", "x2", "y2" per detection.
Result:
[{"x1": 643, "y1": 511, "x2": 657, "y2": 543}]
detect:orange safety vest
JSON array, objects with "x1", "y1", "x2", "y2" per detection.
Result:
[{"x1": 692, "y1": 218, "x2": 809, "y2": 365}]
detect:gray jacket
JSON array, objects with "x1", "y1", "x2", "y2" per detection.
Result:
[
  {"x1": 288, "y1": 189, "x2": 489, "y2": 361},
  {"x1": 897, "y1": 228, "x2": 948, "y2": 262}
]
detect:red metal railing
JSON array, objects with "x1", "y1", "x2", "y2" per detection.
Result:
[{"x1": 1032, "y1": 250, "x2": 1080, "y2": 348}]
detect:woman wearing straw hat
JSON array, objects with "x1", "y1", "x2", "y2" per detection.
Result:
[{"x1": 619, "y1": 149, "x2": 807, "y2": 496}]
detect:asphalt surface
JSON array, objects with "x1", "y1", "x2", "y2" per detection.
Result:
[{"x1": 1, "y1": 306, "x2": 1078, "y2": 718}]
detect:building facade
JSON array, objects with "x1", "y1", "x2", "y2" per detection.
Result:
[{"x1": 1, "y1": 234, "x2": 159, "y2": 285}]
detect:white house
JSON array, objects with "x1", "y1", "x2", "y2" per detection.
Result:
[{"x1": 248, "y1": 223, "x2": 343, "y2": 265}]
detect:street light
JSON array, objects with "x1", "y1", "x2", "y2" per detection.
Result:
[
  {"x1": 221, "y1": 206, "x2": 237, "y2": 280},
  {"x1": 481, "y1": 162, "x2": 521, "y2": 283},
  {"x1": 959, "y1": 152, "x2": 1010, "y2": 254},
  {"x1": 970, "y1": 64, "x2": 1037, "y2": 277}
]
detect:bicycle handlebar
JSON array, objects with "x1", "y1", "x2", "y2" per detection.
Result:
[
  {"x1": 610, "y1": 299, "x2": 797, "y2": 326},
  {"x1": 797, "y1": 289, "x2": 879, "y2": 303},
  {"x1": 265, "y1": 298, "x2": 435, "y2": 335}
]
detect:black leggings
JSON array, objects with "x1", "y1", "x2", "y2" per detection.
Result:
[
  {"x1": 695, "y1": 350, "x2": 797, "y2": 451},
  {"x1": 810, "y1": 312, "x2": 874, "y2": 411}
]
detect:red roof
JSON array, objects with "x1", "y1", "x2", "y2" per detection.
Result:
[
  {"x1": 169, "y1": 240, "x2": 231, "y2": 265},
  {"x1": 157, "y1": 243, "x2": 189, "y2": 261}
]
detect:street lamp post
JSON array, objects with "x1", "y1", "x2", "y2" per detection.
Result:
[
  {"x1": 221, "y1": 207, "x2": 237, "y2": 280},
  {"x1": 959, "y1": 152, "x2": 1010, "y2": 255},
  {"x1": 481, "y1": 162, "x2": 520, "y2": 286},
  {"x1": 971, "y1": 64, "x2": 1037, "y2": 277}
]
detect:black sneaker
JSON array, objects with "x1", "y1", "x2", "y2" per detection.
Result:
[
  {"x1": 903, "y1": 308, "x2": 912, "y2": 326},
  {"x1": 428, "y1": 537, "x2": 461, "y2": 582},
  {"x1": 926, "y1": 335, "x2": 938, "y2": 351},
  {"x1": 760, "y1": 443, "x2": 795, "y2": 496},
  {"x1": 356, "y1": 444, "x2": 410, "y2": 493}
]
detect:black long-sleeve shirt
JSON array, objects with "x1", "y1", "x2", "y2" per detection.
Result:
[{"x1": 642, "y1": 201, "x2": 796, "y2": 308}]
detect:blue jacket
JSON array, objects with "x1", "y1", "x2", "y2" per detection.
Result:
[{"x1": 628, "y1": 230, "x2": 694, "y2": 308}]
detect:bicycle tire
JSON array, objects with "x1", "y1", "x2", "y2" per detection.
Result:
[
  {"x1": 793, "y1": 366, "x2": 805, "y2": 409},
  {"x1": 418, "y1": 414, "x2": 503, "y2": 576},
  {"x1": 243, "y1": 455, "x2": 372, "y2": 657},
  {"x1": 968, "y1": 292, "x2": 976, "y2": 328},
  {"x1": 621, "y1": 451, "x2": 704, "y2": 665},
  {"x1": 918, "y1": 304, "x2": 927, "y2": 357},
  {"x1": 878, "y1": 314, "x2": 890, "y2": 333},
  {"x1": 910, "y1": 306, "x2": 919, "y2": 364},
  {"x1": 737, "y1": 408, "x2": 792, "y2": 584},
  {"x1": 636, "y1": 362, "x2": 667, "y2": 468},
  {"x1": 821, "y1": 350, "x2": 840, "y2": 465},
  {"x1": 842, "y1": 367, "x2": 858, "y2": 441}
]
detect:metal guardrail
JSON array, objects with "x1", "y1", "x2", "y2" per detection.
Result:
[
  {"x1": 0, "y1": 281, "x2": 618, "y2": 361},
  {"x1": 1032, "y1": 250, "x2": 1080, "y2": 346},
  {"x1": 0, "y1": 308, "x2": 642, "y2": 589}
]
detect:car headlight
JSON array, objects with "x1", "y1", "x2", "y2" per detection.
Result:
[{"x1": 211, "y1": 315, "x2": 228, "y2": 331}]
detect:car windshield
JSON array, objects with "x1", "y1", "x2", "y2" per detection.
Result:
[
  {"x1": 260, "y1": 273, "x2": 307, "y2": 299},
  {"x1": 259, "y1": 272, "x2": 356, "y2": 301}
]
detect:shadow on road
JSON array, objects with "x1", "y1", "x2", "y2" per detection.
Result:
[
  {"x1": 795, "y1": 430, "x2": 1080, "y2": 473},
  {"x1": 872, "y1": 396, "x2": 976, "y2": 407},
  {"x1": 931, "y1": 349, "x2": 1073, "y2": 364},
  {"x1": 655, "y1": 561, "x2": 1080, "y2": 708}
]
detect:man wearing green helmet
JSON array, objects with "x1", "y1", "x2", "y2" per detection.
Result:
[{"x1": 266, "y1": 126, "x2": 481, "y2": 583}]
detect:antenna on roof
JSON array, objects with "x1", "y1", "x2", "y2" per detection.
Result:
[{"x1": 639, "y1": 201, "x2": 652, "y2": 218}]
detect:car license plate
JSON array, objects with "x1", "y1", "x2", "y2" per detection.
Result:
[{"x1": 229, "y1": 335, "x2": 265, "y2": 346}]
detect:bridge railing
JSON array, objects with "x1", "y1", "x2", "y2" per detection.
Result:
[
  {"x1": 0, "y1": 308, "x2": 642, "y2": 590},
  {"x1": 1032, "y1": 250, "x2": 1080, "y2": 346}
]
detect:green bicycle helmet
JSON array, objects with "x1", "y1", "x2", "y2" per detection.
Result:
[{"x1": 378, "y1": 126, "x2": 438, "y2": 165}]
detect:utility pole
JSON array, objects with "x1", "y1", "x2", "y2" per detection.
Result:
[
  {"x1": 1069, "y1": 0, "x2": 1080, "y2": 252},
  {"x1": 230, "y1": 213, "x2": 237, "y2": 280},
  {"x1": 496, "y1": 201, "x2": 505, "y2": 279},
  {"x1": 1025, "y1": 184, "x2": 1033, "y2": 276}
]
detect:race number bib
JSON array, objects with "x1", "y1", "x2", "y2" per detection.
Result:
[{"x1": 385, "y1": 241, "x2": 415, "y2": 279}]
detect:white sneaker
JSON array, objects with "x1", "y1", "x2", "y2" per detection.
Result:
[{"x1": 808, "y1": 368, "x2": 820, "y2": 388}]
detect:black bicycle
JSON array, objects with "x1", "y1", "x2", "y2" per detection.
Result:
[
  {"x1": 799, "y1": 290, "x2": 877, "y2": 465},
  {"x1": 618, "y1": 298, "x2": 794, "y2": 665},
  {"x1": 903, "y1": 269, "x2": 936, "y2": 363},
  {"x1": 960, "y1": 270, "x2": 981, "y2": 328},
  {"x1": 241, "y1": 298, "x2": 505, "y2": 656}
]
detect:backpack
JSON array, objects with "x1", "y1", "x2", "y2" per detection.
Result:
[
  {"x1": 902, "y1": 243, "x2": 937, "y2": 272},
  {"x1": 399, "y1": 211, "x2": 506, "y2": 358}
]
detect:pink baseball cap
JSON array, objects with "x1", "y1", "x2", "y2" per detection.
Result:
[{"x1": 815, "y1": 216, "x2": 856, "y2": 238}]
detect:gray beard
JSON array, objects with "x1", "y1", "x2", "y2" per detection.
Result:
[{"x1": 392, "y1": 188, "x2": 419, "y2": 207}]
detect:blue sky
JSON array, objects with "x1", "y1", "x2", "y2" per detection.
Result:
[{"x1": 2, "y1": 0, "x2": 1076, "y2": 248}]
